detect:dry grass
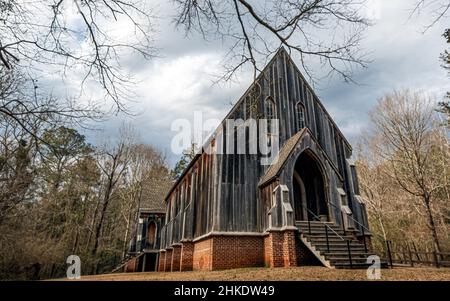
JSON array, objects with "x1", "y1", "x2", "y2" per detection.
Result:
[{"x1": 68, "y1": 266, "x2": 450, "y2": 281}]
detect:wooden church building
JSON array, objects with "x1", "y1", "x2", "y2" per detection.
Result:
[{"x1": 158, "y1": 48, "x2": 374, "y2": 271}]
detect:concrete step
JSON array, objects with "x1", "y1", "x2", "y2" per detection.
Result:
[
  {"x1": 333, "y1": 262, "x2": 374, "y2": 269},
  {"x1": 306, "y1": 235, "x2": 355, "y2": 241},
  {"x1": 311, "y1": 240, "x2": 363, "y2": 247},
  {"x1": 299, "y1": 230, "x2": 346, "y2": 236},
  {"x1": 324, "y1": 251, "x2": 370, "y2": 257},
  {"x1": 334, "y1": 261, "x2": 389, "y2": 269},
  {"x1": 296, "y1": 221, "x2": 334, "y2": 225},
  {"x1": 327, "y1": 255, "x2": 372, "y2": 261},
  {"x1": 316, "y1": 246, "x2": 368, "y2": 253},
  {"x1": 295, "y1": 223, "x2": 342, "y2": 229},
  {"x1": 296, "y1": 224, "x2": 380, "y2": 269}
]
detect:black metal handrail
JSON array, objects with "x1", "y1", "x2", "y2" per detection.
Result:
[
  {"x1": 303, "y1": 207, "x2": 357, "y2": 267},
  {"x1": 305, "y1": 207, "x2": 345, "y2": 241},
  {"x1": 326, "y1": 200, "x2": 393, "y2": 268}
]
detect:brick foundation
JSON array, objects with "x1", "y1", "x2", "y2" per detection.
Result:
[
  {"x1": 171, "y1": 245, "x2": 182, "y2": 271},
  {"x1": 282, "y1": 231, "x2": 297, "y2": 267},
  {"x1": 193, "y1": 237, "x2": 213, "y2": 270},
  {"x1": 165, "y1": 249, "x2": 173, "y2": 272},
  {"x1": 158, "y1": 251, "x2": 166, "y2": 272},
  {"x1": 211, "y1": 236, "x2": 264, "y2": 270},
  {"x1": 264, "y1": 230, "x2": 297, "y2": 268},
  {"x1": 180, "y1": 242, "x2": 194, "y2": 271},
  {"x1": 192, "y1": 235, "x2": 264, "y2": 271},
  {"x1": 159, "y1": 231, "x2": 305, "y2": 272},
  {"x1": 124, "y1": 257, "x2": 138, "y2": 272},
  {"x1": 264, "y1": 232, "x2": 283, "y2": 267}
]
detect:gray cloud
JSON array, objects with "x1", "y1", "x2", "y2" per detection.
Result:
[{"x1": 70, "y1": 0, "x2": 450, "y2": 166}]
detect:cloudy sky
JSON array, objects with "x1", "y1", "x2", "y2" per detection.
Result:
[{"x1": 73, "y1": 0, "x2": 449, "y2": 167}]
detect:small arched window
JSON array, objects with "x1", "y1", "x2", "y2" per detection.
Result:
[
  {"x1": 265, "y1": 97, "x2": 276, "y2": 134},
  {"x1": 295, "y1": 102, "x2": 306, "y2": 131},
  {"x1": 147, "y1": 221, "x2": 157, "y2": 248}
]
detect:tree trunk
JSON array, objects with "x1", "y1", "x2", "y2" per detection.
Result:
[
  {"x1": 122, "y1": 205, "x2": 133, "y2": 260},
  {"x1": 92, "y1": 177, "x2": 114, "y2": 255},
  {"x1": 92, "y1": 195, "x2": 110, "y2": 255},
  {"x1": 85, "y1": 192, "x2": 101, "y2": 252},
  {"x1": 423, "y1": 195, "x2": 441, "y2": 255}
]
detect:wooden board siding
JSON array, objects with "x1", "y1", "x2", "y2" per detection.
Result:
[{"x1": 161, "y1": 48, "x2": 364, "y2": 249}]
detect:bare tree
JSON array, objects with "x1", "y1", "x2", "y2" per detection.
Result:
[
  {"x1": 369, "y1": 90, "x2": 449, "y2": 255},
  {"x1": 410, "y1": 1, "x2": 450, "y2": 122},
  {"x1": 412, "y1": 0, "x2": 450, "y2": 30},
  {"x1": 0, "y1": 120, "x2": 35, "y2": 225},
  {"x1": 91, "y1": 125, "x2": 135, "y2": 256},
  {"x1": 0, "y1": 68, "x2": 101, "y2": 145},
  {"x1": 355, "y1": 138, "x2": 392, "y2": 243},
  {"x1": 173, "y1": 0, "x2": 371, "y2": 82},
  {"x1": 117, "y1": 143, "x2": 170, "y2": 259},
  {"x1": 0, "y1": 0, "x2": 155, "y2": 108}
]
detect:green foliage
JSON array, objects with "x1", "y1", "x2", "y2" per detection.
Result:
[
  {"x1": 0, "y1": 123, "x2": 172, "y2": 280},
  {"x1": 0, "y1": 137, "x2": 34, "y2": 224},
  {"x1": 171, "y1": 144, "x2": 197, "y2": 180},
  {"x1": 42, "y1": 126, "x2": 92, "y2": 158}
]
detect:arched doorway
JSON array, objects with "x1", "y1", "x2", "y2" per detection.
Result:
[
  {"x1": 292, "y1": 151, "x2": 328, "y2": 221},
  {"x1": 147, "y1": 221, "x2": 157, "y2": 249}
]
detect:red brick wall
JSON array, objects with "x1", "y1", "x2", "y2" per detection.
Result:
[
  {"x1": 192, "y1": 235, "x2": 264, "y2": 271},
  {"x1": 264, "y1": 232, "x2": 284, "y2": 268},
  {"x1": 264, "y1": 235, "x2": 270, "y2": 266},
  {"x1": 158, "y1": 251, "x2": 166, "y2": 272},
  {"x1": 180, "y1": 242, "x2": 194, "y2": 271},
  {"x1": 165, "y1": 249, "x2": 173, "y2": 272},
  {"x1": 161, "y1": 231, "x2": 299, "y2": 272},
  {"x1": 193, "y1": 238, "x2": 213, "y2": 270},
  {"x1": 124, "y1": 257, "x2": 138, "y2": 272},
  {"x1": 282, "y1": 231, "x2": 297, "y2": 267},
  {"x1": 211, "y1": 236, "x2": 264, "y2": 270},
  {"x1": 171, "y1": 245, "x2": 181, "y2": 272},
  {"x1": 264, "y1": 231, "x2": 297, "y2": 268}
]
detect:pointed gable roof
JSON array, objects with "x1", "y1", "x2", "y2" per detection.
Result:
[
  {"x1": 258, "y1": 128, "x2": 308, "y2": 187},
  {"x1": 140, "y1": 178, "x2": 173, "y2": 212},
  {"x1": 165, "y1": 47, "x2": 351, "y2": 200}
]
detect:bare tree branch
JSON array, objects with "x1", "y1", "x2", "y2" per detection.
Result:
[
  {"x1": 411, "y1": 0, "x2": 450, "y2": 31},
  {"x1": 173, "y1": 0, "x2": 371, "y2": 83},
  {"x1": 0, "y1": 0, "x2": 156, "y2": 110}
]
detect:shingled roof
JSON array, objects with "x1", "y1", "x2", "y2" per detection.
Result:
[
  {"x1": 140, "y1": 178, "x2": 174, "y2": 212},
  {"x1": 258, "y1": 128, "x2": 308, "y2": 187}
]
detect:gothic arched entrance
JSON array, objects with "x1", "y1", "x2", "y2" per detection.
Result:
[
  {"x1": 292, "y1": 151, "x2": 328, "y2": 221},
  {"x1": 147, "y1": 221, "x2": 157, "y2": 249}
]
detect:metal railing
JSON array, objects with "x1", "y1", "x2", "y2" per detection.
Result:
[
  {"x1": 326, "y1": 200, "x2": 393, "y2": 268},
  {"x1": 303, "y1": 207, "x2": 358, "y2": 268}
]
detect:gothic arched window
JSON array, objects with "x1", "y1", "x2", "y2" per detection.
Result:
[
  {"x1": 295, "y1": 102, "x2": 306, "y2": 131},
  {"x1": 265, "y1": 97, "x2": 276, "y2": 134}
]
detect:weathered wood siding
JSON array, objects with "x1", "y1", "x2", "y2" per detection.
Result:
[{"x1": 160, "y1": 48, "x2": 366, "y2": 249}]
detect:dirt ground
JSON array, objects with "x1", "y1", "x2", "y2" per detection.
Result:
[{"x1": 73, "y1": 266, "x2": 450, "y2": 281}]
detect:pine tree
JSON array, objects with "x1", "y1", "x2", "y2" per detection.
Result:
[{"x1": 172, "y1": 144, "x2": 197, "y2": 180}]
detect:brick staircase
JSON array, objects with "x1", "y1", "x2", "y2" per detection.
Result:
[{"x1": 296, "y1": 221, "x2": 385, "y2": 269}]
